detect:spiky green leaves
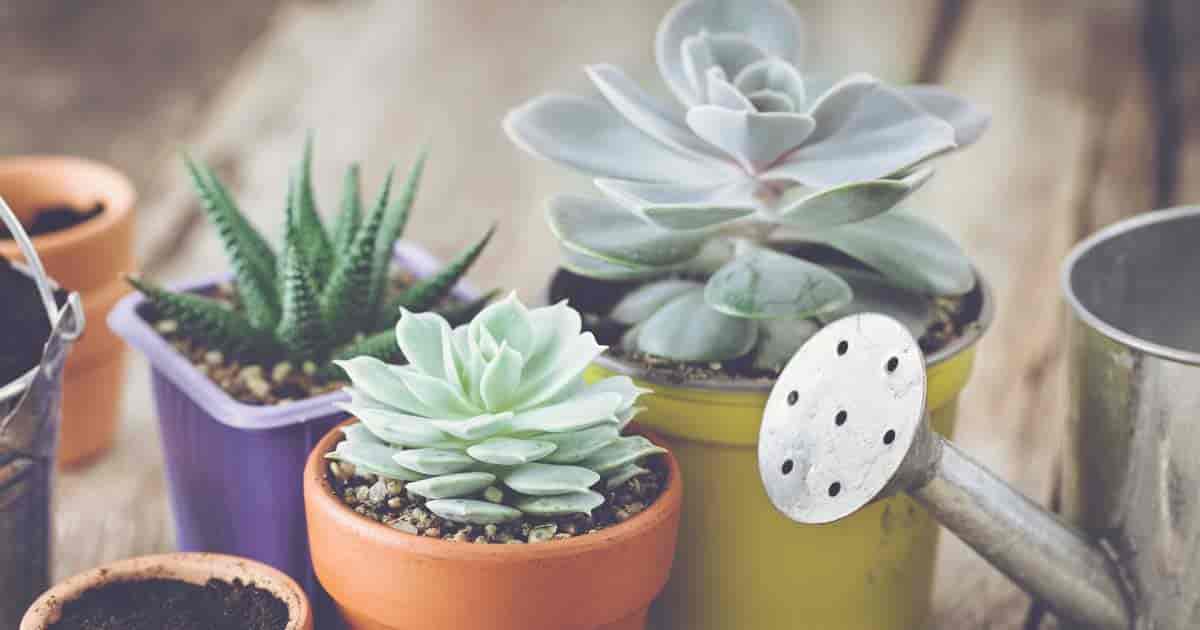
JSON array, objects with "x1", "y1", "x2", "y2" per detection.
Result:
[
  {"x1": 334, "y1": 296, "x2": 666, "y2": 524},
  {"x1": 129, "y1": 141, "x2": 496, "y2": 378}
]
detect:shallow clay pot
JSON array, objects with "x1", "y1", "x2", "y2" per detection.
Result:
[
  {"x1": 20, "y1": 552, "x2": 313, "y2": 630},
  {"x1": 305, "y1": 420, "x2": 683, "y2": 630},
  {"x1": 0, "y1": 156, "x2": 135, "y2": 467}
]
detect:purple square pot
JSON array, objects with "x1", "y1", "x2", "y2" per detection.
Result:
[{"x1": 107, "y1": 242, "x2": 478, "y2": 597}]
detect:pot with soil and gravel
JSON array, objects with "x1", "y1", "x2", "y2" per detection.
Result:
[
  {"x1": 0, "y1": 199, "x2": 85, "y2": 630},
  {"x1": 107, "y1": 140, "x2": 495, "y2": 592},
  {"x1": 0, "y1": 156, "x2": 135, "y2": 468},
  {"x1": 19, "y1": 553, "x2": 312, "y2": 630},
  {"x1": 305, "y1": 296, "x2": 682, "y2": 629},
  {"x1": 502, "y1": 0, "x2": 994, "y2": 627}
]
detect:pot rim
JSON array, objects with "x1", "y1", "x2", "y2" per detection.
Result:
[
  {"x1": 0, "y1": 155, "x2": 136, "y2": 258},
  {"x1": 588, "y1": 266, "x2": 994, "y2": 393},
  {"x1": 0, "y1": 261, "x2": 67, "y2": 406},
  {"x1": 305, "y1": 419, "x2": 683, "y2": 562},
  {"x1": 1062, "y1": 205, "x2": 1200, "y2": 366},
  {"x1": 106, "y1": 242, "x2": 479, "y2": 431},
  {"x1": 19, "y1": 552, "x2": 311, "y2": 630}
]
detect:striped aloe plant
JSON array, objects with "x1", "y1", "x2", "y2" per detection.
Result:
[{"x1": 128, "y1": 138, "x2": 496, "y2": 374}]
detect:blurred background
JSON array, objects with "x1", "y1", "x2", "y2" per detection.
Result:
[{"x1": 3, "y1": 0, "x2": 1197, "y2": 627}]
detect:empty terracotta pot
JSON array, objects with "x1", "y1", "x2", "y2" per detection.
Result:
[
  {"x1": 305, "y1": 420, "x2": 683, "y2": 630},
  {"x1": 0, "y1": 156, "x2": 135, "y2": 467},
  {"x1": 20, "y1": 552, "x2": 313, "y2": 630}
]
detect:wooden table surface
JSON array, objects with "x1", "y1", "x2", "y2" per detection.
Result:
[{"x1": 5, "y1": 1, "x2": 1199, "y2": 627}]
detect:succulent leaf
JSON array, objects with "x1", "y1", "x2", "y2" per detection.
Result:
[
  {"x1": 606, "y1": 463, "x2": 652, "y2": 490},
  {"x1": 340, "y1": 422, "x2": 385, "y2": 445},
  {"x1": 547, "y1": 195, "x2": 708, "y2": 269},
  {"x1": 610, "y1": 279, "x2": 704, "y2": 325},
  {"x1": 369, "y1": 150, "x2": 427, "y2": 319},
  {"x1": 331, "y1": 163, "x2": 363, "y2": 256},
  {"x1": 775, "y1": 167, "x2": 933, "y2": 230},
  {"x1": 292, "y1": 135, "x2": 335, "y2": 286},
  {"x1": 126, "y1": 275, "x2": 278, "y2": 359},
  {"x1": 334, "y1": 296, "x2": 663, "y2": 523},
  {"x1": 328, "y1": 329, "x2": 400, "y2": 366},
  {"x1": 322, "y1": 168, "x2": 393, "y2": 339},
  {"x1": 275, "y1": 241, "x2": 330, "y2": 359},
  {"x1": 437, "y1": 289, "x2": 500, "y2": 328},
  {"x1": 559, "y1": 246, "x2": 669, "y2": 282},
  {"x1": 183, "y1": 156, "x2": 279, "y2": 330},
  {"x1": 633, "y1": 287, "x2": 758, "y2": 361},
  {"x1": 388, "y1": 225, "x2": 496, "y2": 316},
  {"x1": 325, "y1": 440, "x2": 426, "y2": 481},
  {"x1": 705, "y1": 247, "x2": 852, "y2": 319},
  {"x1": 821, "y1": 266, "x2": 937, "y2": 337}
]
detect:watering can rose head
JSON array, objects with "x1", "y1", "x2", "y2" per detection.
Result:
[
  {"x1": 504, "y1": 0, "x2": 989, "y2": 368},
  {"x1": 329, "y1": 294, "x2": 665, "y2": 525}
]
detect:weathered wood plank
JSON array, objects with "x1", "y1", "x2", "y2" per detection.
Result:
[
  {"x1": 1164, "y1": 0, "x2": 1200, "y2": 205},
  {"x1": 915, "y1": 1, "x2": 1158, "y2": 627}
]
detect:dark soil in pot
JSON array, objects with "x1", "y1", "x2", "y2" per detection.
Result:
[
  {"x1": 45, "y1": 578, "x2": 288, "y2": 630},
  {"x1": 547, "y1": 242, "x2": 984, "y2": 386},
  {"x1": 0, "y1": 203, "x2": 104, "y2": 240},
  {"x1": 0, "y1": 257, "x2": 67, "y2": 385},
  {"x1": 325, "y1": 448, "x2": 670, "y2": 544}
]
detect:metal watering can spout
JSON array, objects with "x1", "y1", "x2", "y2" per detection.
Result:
[{"x1": 757, "y1": 313, "x2": 1133, "y2": 630}]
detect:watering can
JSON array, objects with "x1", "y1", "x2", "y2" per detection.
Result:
[
  {"x1": 0, "y1": 197, "x2": 84, "y2": 628},
  {"x1": 757, "y1": 206, "x2": 1200, "y2": 629}
]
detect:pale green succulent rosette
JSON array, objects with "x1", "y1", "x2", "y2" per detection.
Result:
[
  {"x1": 505, "y1": 0, "x2": 989, "y2": 370},
  {"x1": 328, "y1": 294, "x2": 665, "y2": 525}
]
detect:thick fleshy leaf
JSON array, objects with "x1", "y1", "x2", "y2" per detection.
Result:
[
  {"x1": 681, "y1": 33, "x2": 766, "y2": 107},
  {"x1": 514, "y1": 490, "x2": 605, "y2": 516},
  {"x1": 746, "y1": 90, "x2": 795, "y2": 113},
  {"x1": 467, "y1": 438, "x2": 557, "y2": 466},
  {"x1": 334, "y1": 358, "x2": 436, "y2": 417},
  {"x1": 394, "y1": 309, "x2": 455, "y2": 382},
  {"x1": 340, "y1": 422, "x2": 386, "y2": 445},
  {"x1": 339, "y1": 391, "x2": 456, "y2": 447},
  {"x1": 774, "y1": 83, "x2": 956, "y2": 187},
  {"x1": 393, "y1": 448, "x2": 477, "y2": 476},
  {"x1": 503, "y1": 93, "x2": 733, "y2": 183},
  {"x1": 538, "y1": 425, "x2": 621, "y2": 464},
  {"x1": 593, "y1": 179, "x2": 759, "y2": 230},
  {"x1": 705, "y1": 248, "x2": 852, "y2": 319},
  {"x1": 657, "y1": 0, "x2": 804, "y2": 106},
  {"x1": 392, "y1": 365, "x2": 480, "y2": 416},
  {"x1": 610, "y1": 279, "x2": 705, "y2": 325},
  {"x1": 479, "y1": 342, "x2": 524, "y2": 411},
  {"x1": 605, "y1": 463, "x2": 652, "y2": 489},
  {"x1": 898, "y1": 84, "x2": 990, "y2": 147},
  {"x1": 585, "y1": 63, "x2": 721, "y2": 159},
  {"x1": 734, "y1": 57, "x2": 806, "y2": 110},
  {"x1": 509, "y1": 392, "x2": 623, "y2": 433},
  {"x1": 705, "y1": 69, "x2": 754, "y2": 111},
  {"x1": 513, "y1": 330, "x2": 606, "y2": 409},
  {"x1": 634, "y1": 288, "x2": 759, "y2": 361},
  {"x1": 616, "y1": 405, "x2": 645, "y2": 430},
  {"x1": 426, "y1": 499, "x2": 522, "y2": 524},
  {"x1": 801, "y1": 73, "x2": 879, "y2": 144},
  {"x1": 518, "y1": 301, "x2": 584, "y2": 383},
  {"x1": 503, "y1": 463, "x2": 601, "y2": 496},
  {"x1": 471, "y1": 294, "x2": 535, "y2": 357},
  {"x1": 686, "y1": 106, "x2": 816, "y2": 171},
  {"x1": 580, "y1": 376, "x2": 649, "y2": 411},
  {"x1": 429, "y1": 412, "x2": 514, "y2": 441},
  {"x1": 751, "y1": 318, "x2": 821, "y2": 372},
  {"x1": 559, "y1": 246, "x2": 670, "y2": 281},
  {"x1": 806, "y1": 209, "x2": 975, "y2": 295},
  {"x1": 774, "y1": 167, "x2": 933, "y2": 230},
  {"x1": 406, "y1": 472, "x2": 496, "y2": 500},
  {"x1": 579, "y1": 435, "x2": 667, "y2": 475},
  {"x1": 326, "y1": 441, "x2": 425, "y2": 481},
  {"x1": 547, "y1": 195, "x2": 711, "y2": 268},
  {"x1": 823, "y1": 267, "x2": 937, "y2": 337}
]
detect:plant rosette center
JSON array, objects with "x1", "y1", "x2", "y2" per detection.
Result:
[{"x1": 324, "y1": 294, "x2": 672, "y2": 543}]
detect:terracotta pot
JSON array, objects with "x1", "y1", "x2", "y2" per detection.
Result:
[
  {"x1": 305, "y1": 420, "x2": 683, "y2": 630},
  {"x1": 20, "y1": 552, "x2": 313, "y2": 630},
  {"x1": 0, "y1": 156, "x2": 135, "y2": 468}
]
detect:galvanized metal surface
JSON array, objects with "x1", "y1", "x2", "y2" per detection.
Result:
[
  {"x1": 759, "y1": 313, "x2": 1132, "y2": 630},
  {"x1": 0, "y1": 200, "x2": 83, "y2": 629}
]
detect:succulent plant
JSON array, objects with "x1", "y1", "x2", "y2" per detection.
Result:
[
  {"x1": 128, "y1": 138, "x2": 496, "y2": 375},
  {"x1": 504, "y1": 0, "x2": 988, "y2": 369},
  {"x1": 328, "y1": 295, "x2": 665, "y2": 524}
]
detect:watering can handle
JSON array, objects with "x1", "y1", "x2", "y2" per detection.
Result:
[{"x1": 0, "y1": 196, "x2": 83, "y2": 341}]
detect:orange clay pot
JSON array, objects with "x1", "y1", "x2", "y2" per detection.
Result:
[
  {"x1": 20, "y1": 552, "x2": 313, "y2": 630},
  {"x1": 0, "y1": 156, "x2": 135, "y2": 467},
  {"x1": 305, "y1": 420, "x2": 683, "y2": 630}
]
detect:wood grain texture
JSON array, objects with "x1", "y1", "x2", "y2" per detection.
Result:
[{"x1": 10, "y1": 0, "x2": 1177, "y2": 627}]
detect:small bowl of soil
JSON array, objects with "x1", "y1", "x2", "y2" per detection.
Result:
[{"x1": 20, "y1": 553, "x2": 312, "y2": 630}]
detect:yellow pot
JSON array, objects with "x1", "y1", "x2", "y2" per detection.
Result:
[{"x1": 584, "y1": 281, "x2": 991, "y2": 630}]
